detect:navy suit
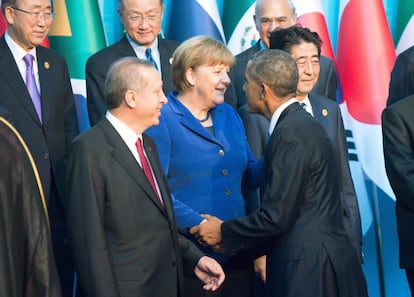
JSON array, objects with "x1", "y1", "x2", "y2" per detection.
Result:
[
  {"x1": 86, "y1": 36, "x2": 179, "y2": 126},
  {"x1": 387, "y1": 45, "x2": 414, "y2": 106},
  {"x1": 221, "y1": 103, "x2": 367, "y2": 297},
  {"x1": 0, "y1": 35, "x2": 79, "y2": 297},
  {"x1": 382, "y1": 95, "x2": 414, "y2": 292}
]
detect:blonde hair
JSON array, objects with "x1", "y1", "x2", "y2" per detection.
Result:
[{"x1": 171, "y1": 36, "x2": 235, "y2": 92}]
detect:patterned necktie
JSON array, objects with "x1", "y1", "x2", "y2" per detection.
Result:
[
  {"x1": 136, "y1": 138, "x2": 163, "y2": 207},
  {"x1": 23, "y1": 54, "x2": 42, "y2": 122},
  {"x1": 145, "y1": 48, "x2": 159, "y2": 71}
]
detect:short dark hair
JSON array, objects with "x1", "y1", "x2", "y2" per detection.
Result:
[
  {"x1": 248, "y1": 49, "x2": 298, "y2": 98},
  {"x1": 269, "y1": 26, "x2": 322, "y2": 57}
]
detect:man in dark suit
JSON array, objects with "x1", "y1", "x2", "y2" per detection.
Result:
[
  {"x1": 228, "y1": 0, "x2": 338, "y2": 227},
  {"x1": 225, "y1": 0, "x2": 337, "y2": 110},
  {"x1": 0, "y1": 1, "x2": 79, "y2": 296},
  {"x1": 382, "y1": 94, "x2": 414, "y2": 295},
  {"x1": 86, "y1": 0, "x2": 179, "y2": 126},
  {"x1": 387, "y1": 45, "x2": 414, "y2": 106},
  {"x1": 192, "y1": 49, "x2": 368, "y2": 297},
  {"x1": 65, "y1": 57, "x2": 225, "y2": 297},
  {"x1": 270, "y1": 26, "x2": 362, "y2": 264}
]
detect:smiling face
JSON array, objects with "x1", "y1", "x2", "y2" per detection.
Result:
[
  {"x1": 4, "y1": 0, "x2": 52, "y2": 50},
  {"x1": 254, "y1": 0, "x2": 297, "y2": 48},
  {"x1": 133, "y1": 67, "x2": 167, "y2": 128},
  {"x1": 290, "y1": 42, "x2": 320, "y2": 100},
  {"x1": 118, "y1": 0, "x2": 163, "y2": 46},
  {"x1": 188, "y1": 64, "x2": 231, "y2": 108}
]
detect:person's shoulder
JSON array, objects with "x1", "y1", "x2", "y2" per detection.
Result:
[
  {"x1": 37, "y1": 45, "x2": 66, "y2": 62},
  {"x1": 235, "y1": 43, "x2": 260, "y2": 60},
  {"x1": 385, "y1": 94, "x2": 414, "y2": 114},
  {"x1": 398, "y1": 45, "x2": 414, "y2": 58},
  {"x1": 158, "y1": 38, "x2": 180, "y2": 48},
  {"x1": 310, "y1": 93, "x2": 338, "y2": 108}
]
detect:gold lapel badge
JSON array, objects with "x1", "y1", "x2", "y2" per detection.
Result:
[
  {"x1": 322, "y1": 108, "x2": 328, "y2": 117},
  {"x1": 44, "y1": 61, "x2": 50, "y2": 69}
]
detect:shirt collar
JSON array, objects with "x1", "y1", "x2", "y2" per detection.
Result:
[
  {"x1": 268, "y1": 98, "x2": 298, "y2": 136},
  {"x1": 5, "y1": 32, "x2": 37, "y2": 65},
  {"x1": 106, "y1": 110, "x2": 141, "y2": 147}
]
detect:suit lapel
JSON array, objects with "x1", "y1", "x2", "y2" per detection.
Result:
[
  {"x1": 309, "y1": 94, "x2": 329, "y2": 127},
  {"x1": 99, "y1": 119, "x2": 166, "y2": 215},
  {"x1": 169, "y1": 95, "x2": 222, "y2": 146},
  {"x1": 37, "y1": 47, "x2": 53, "y2": 126},
  {"x1": 0, "y1": 37, "x2": 42, "y2": 126}
]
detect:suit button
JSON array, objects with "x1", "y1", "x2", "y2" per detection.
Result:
[
  {"x1": 172, "y1": 260, "x2": 178, "y2": 267},
  {"x1": 218, "y1": 149, "x2": 224, "y2": 156},
  {"x1": 43, "y1": 153, "x2": 49, "y2": 160},
  {"x1": 221, "y1": 169, "x2": 228, "y2": 176},
  {"x1": 225, "y1": 189, "x2": 231, "y2": 196},
  {"x1": 43, "y1": 126, "x2": 48, "y2": 132}
]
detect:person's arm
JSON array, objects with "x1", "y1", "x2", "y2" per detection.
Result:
[
  {"x1": 387, "y1": 53, "x2": 414, "y2": 106},
  {"x1": 86, "y1": 57, "x2": 108, "y2": 126},
  {"x1": 382, "y1": 107, "x2": 414, "y2": 212},
  {"x1": 62, "y1": 59, "x2": 79, "y2": 145},
  {"x1": 64, "y1": 141, "x2": 120, "y2": 297}
]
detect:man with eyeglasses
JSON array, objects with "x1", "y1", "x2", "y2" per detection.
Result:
[
  {"x1": 86, "y1": 0, "x2": 179, "y2": 127},
  {"x1": 0, "y1": 0, "x2": 79, "y2": 297}
]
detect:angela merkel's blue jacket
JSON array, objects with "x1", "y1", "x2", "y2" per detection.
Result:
[{"x1": 146, "y1": 92, "x2": 262, "y2": 228}]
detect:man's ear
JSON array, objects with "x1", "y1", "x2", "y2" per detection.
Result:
[
  {"x1": 124, "y1": 90, "x2": 137, "y2": 108},
  {"x1": 260, "y1": 83, "x2": 266, "y2": 99}
]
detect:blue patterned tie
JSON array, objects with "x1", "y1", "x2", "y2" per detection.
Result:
[
  {"x1": 23, "y1": 54, "x2": 42, "y2": 122},
  {"x1": 145, "y1": 48, "x2": 158, "y2": 71}
]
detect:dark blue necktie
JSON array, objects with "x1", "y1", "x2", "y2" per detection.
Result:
[{"x1": 145, "y1": 48, "x2": 158, "y2": 71}]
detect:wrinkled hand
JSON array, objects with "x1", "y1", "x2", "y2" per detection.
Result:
[
  {"x1": 190, "y1": 215, "x2": 223, "y2": 250},
  {"x1": 254, "y1": 255, "x2": 267, "y2": 283},
  {"x1": 194, "y1": 256, "x2": 225, "y2": 291}
]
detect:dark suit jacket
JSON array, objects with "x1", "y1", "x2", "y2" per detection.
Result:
[
  {"x1": 387, "y1": 45, "x2": 414, "y2": 106},
  {"x1": 221, "y1": 103, "x2": 367, "y2": 297},
  {"x1": 310, "y1": 93, "x2": 362, "y2": 261},
  {"x1": 64, "y1": 118, "x2": 204, "y2": 297},
  {"x1": 0, "y1": 35, "x2": 78, "y2": 207},
  {"x1": 86, "y1": 36, "x2": 179, "y2": 126},
  {"x1": 382, "y1": 94, "x2": 414, "y2": 268},
  {"x1": 225, "y1": 42, "x2": 338, "y2": 109}
]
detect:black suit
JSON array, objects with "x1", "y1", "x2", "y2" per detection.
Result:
[
  {"x1": 227, "y1": 42, "x2": 338, "y2": 216},
  {"x1": 382, "y1": 95, "x2": 414, "y2": 293},
  {"x1": 225, "y1": 42, "x2": 338, "y2": 109},
  {"x1": 65, "y1": 118, "x2": 204, "y2": 297},
  {"x1": 0, "y1": 35, "x2": 79, "y2": 297},
  {"x1": 86, "y1": 36, "x2": 179, "y2": 126},
  {"x1": 387, "y1": 45, "x2": 414, "y2": 106},
  {"x1": 221, "y1": 103, "x2": 367, "y2": 297}
]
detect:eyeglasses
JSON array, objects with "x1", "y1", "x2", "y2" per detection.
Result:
[
  {"x1": 11, "y1": 7, "x2": 55, "y2": 21},
  {"x1": 127, "y1": 14, "x2": 160, "y2": 23}
]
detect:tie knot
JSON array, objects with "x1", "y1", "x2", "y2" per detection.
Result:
[
  {"x1": 300, "y1": 102, "x2": 306, "y2": 108},
  {"x1": 23, "y1": 54, "x2": 34, "y2": 68}
]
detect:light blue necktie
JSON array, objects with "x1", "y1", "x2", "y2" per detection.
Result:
[
  {"x1": 145, "y1": 48, "x2": 158, "y2": 71},
  {"x1": 23, "y1": 54, "x2": 42, "y2": 122}
]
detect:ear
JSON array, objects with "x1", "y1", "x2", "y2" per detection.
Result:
[
  {"x1": 185, "y1": 67, "x2": 195, "y2": 86},
  {"x1": 4, "y1": 6, "x2": 15, "y2": 24},
  {"x1": 260, "y1": 83, "x2": 266, "y2": 99},
  {"x1": 124, "y1": 90, "x2": 137, "y2": 108}
]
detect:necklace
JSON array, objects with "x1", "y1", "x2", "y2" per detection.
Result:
[{"x1": 199, "y1": 111, "x2": 210, "y2": 122}]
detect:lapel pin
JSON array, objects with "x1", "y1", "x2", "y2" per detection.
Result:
[
  {"x1": 44, "y1": 61, "x2": 50, "y2": 69},
  {"x1": 322, "y1": 109, "x2": 328, "y2": 117}
]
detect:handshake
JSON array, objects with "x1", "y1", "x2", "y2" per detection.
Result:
[{"x1": 190, "y1": 215, "x2": 224, "y2": 251}]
